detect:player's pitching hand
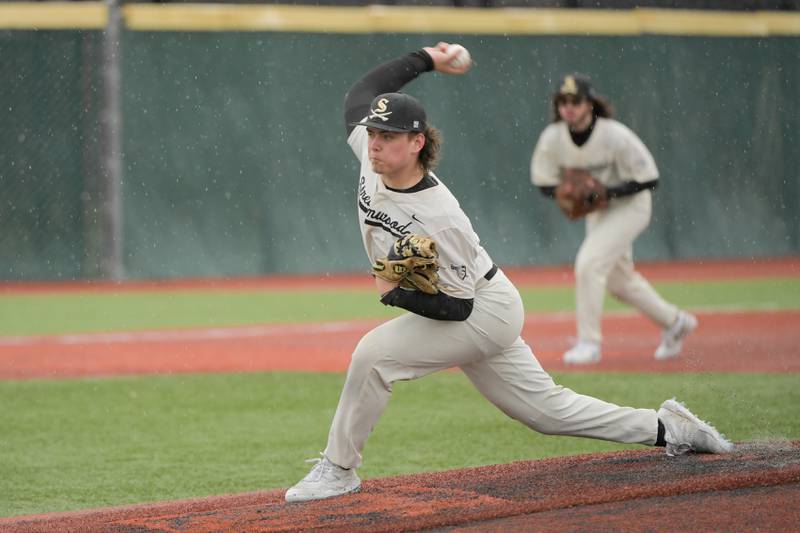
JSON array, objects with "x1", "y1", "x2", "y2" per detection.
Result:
[{"x1": 423, "y1": 42, "x2": 473, "y2": 75}]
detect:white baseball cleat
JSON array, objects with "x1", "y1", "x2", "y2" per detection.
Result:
[
  {"x1": 285, "y1": 454, "x2": 361, "y2": 503},
  {"x1": 563, "y1": 341, "x2": 601, "y2": 365},
  {"x1": 654, "y1": 311, "x2": 698, "y2": 360},
  {"x1": 657, "y1": 398, "x2": 734, "y2": 456}
]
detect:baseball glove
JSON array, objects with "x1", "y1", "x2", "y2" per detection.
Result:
[
  {"x1": 555, "y1": 168, "x2": 608, "y2": 220},
  {"x1": 372, "y1": 235, "x2": 440, "y2": 294}
]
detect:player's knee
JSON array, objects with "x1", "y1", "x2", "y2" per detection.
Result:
[
  {"x1": 576, "y1": 251, "x2": 615, "y2": 287},
  {"x1": 574, "y1": 257, "x2": 597, "y2": 284},
  {"x1": 606, "y1": 282, "x2": 624, "y2": 300},
  {"x1": 350, "y1": 336, "x2": 383, "y2": 374},
  {"x1": 529, "y1": 417, "x2": 563, "y2": 435},
  {"x1": 349, "y1": 331, "x2": 400, "y2": 386},
  {"x1": 503, "y1": 408, "x2": 559, "y2": 435},
  {"x1": 525, "y1": 394, "x2": 576, "y2": 435},
  {"x1": 504, "y1": 408, "x2": 561, "y2": 435}
]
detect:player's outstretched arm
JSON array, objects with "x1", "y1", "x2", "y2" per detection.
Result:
[
  {"x1": 343, "y1": 43, "x2": 472, "y2": 135},
  {"x1": 343, "y1": 51, "x2": 432, "y2": 134}
]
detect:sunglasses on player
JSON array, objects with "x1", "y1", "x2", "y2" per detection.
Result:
[{"x1": 557, "y1": 95, "x2": 588, "y2": 107}]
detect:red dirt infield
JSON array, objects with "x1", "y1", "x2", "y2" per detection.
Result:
[{"x1": 1, "y1": 257, "x2": 798, "y2": 531}]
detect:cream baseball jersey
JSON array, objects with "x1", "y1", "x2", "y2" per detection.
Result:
[
  {"x1": 347, "y1": 125, "x2": 493, "y2": 299},
  {"x1": 531, "y1": 117, "x2": 659, "y2": 188}
]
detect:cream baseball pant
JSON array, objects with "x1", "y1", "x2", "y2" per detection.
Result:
[
  {"x1": 324, "y1": 269, "x2": 658, "y2": 470},
  {"x1": 575, "y1": 191, "x2": 678, "y2": 344}
]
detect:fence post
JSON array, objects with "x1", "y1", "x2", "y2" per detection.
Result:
[{"x1": 100, "y1": 0, "x2": 125, "y2": 280}]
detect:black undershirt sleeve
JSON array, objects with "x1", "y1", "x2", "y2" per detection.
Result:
[
  {"x1": 380, "y1": 288, "x2": 474, "y2": 321},
  {"x1": 538, "y1": 186, "x2": 556, "y2": 198},
  {"x1": 605, "y1": 179, "x2": 658, "y2": 198},
  {"x1": 537, "y1": 180, "x2": 658, "y2": 200},
  {"x1": 344, "y1": 50, "x2": 434, "y2": 136}
]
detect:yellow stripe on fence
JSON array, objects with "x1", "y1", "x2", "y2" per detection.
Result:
[
  {"x1": 634, "y1": 8, "x2": 793, "y2": 36},
  {"x1": 121, "y1": 5, "x2": 800, "y2": 35},
  {"x1": 1, "y1": 2, "x2": 799, "y2": 36},
  {"x1": 756, "y1": 11, "x2": 800, "y2": 35},
  {"x1": 122, "y1": 5, "x2": 646, "y2": 35},
  {"x1": 0, "y1": 1, "x2": 106, "y2": 29}
]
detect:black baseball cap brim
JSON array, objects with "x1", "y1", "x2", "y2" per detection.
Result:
[{"x1": 349, "y1": 118, "x2": 421, "y2": 133}]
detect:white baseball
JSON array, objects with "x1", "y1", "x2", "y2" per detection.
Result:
[{"x1": 446, "y1": 44, "x2": 471, "y2": 69}]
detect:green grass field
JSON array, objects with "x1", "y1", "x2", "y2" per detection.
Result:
[
  {"x1": 1, "y1": 277, "x2": 799, "y2": 517},
  {"x1": 1, "y1": 278, "x2": 798, "y2": 336}
]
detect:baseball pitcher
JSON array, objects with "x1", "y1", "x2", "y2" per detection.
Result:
[{"x1": 284, "y1": 46, "x2": 732, "y2": 504}]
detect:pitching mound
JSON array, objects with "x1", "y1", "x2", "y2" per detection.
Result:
[{"x1": 3, "y1": 440, "x2": 798, "y2": 532}]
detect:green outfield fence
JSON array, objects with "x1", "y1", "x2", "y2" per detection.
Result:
[{"x1": 1, "y1": 4, "x2": 799, "y2": 281}]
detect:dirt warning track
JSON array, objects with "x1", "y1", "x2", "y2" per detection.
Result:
[
  {"x1": 2, "y1": 441, "x2": 797, "y2": 532},
  {"x1": 1, "y1": 309, "x2": 797, "y2": 379}
]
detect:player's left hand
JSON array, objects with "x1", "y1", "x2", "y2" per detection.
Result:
[
  {"x1": 372, "y1": 235, "x2": 440, "y2": 294},
  {"x1": 423, "y1": 42, "x2": 473, "y2": 75},
  {"x1": 555, "y1": 168, "x2": 609, "y2": 220}
]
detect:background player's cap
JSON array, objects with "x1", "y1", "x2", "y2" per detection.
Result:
[
  {"x1": 556, "y1": 74, "x2": 596, "y2": 100},
  {"x1": 351, "y1": 92, "x2": 427, "y2": 133}
]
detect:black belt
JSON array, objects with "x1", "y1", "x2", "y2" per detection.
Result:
[{"x1": 484, "y1": 264, "x2": 498, "y2": 281}]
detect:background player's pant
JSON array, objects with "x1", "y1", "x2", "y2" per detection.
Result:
[
  {"x1": 574, "y1": 191, "x2": 678, "y2": 344},
  {"x1": 324, "y1": 270, "x2": 658, "y2": 470}
]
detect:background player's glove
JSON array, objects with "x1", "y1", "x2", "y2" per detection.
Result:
[
  {"x1": 372, "y1": 235, "x2": 440, "y2": 294},
  {"x1": 555, "y1": 168, "x2": 608, "y2": 220}
]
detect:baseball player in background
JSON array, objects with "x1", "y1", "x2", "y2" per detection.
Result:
[
  {"x1": 531, "y1": 74, "x2": 698, "y2": 365},
  {"x1": 284, "y1": 45, "x2": 732, "y2": 504}
]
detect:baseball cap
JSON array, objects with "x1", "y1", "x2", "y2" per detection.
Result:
[
  {"x1": 557, "y1": 74, "x2": 596, "y2": 100},
  {"x1": 351, "y1": 92, "x2": 427, "y2": 133}
]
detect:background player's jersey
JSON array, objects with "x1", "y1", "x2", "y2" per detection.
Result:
[
  {"x1": 531, "y1": 117, "x2": 659, "y2": 188},
  {"x1": 347, "y1": 125, "x2": 493, "y2": 299}
]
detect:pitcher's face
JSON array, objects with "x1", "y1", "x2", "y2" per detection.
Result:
[{"x1": 367, "y1": 128, "x2": 424, "y2": 176}]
